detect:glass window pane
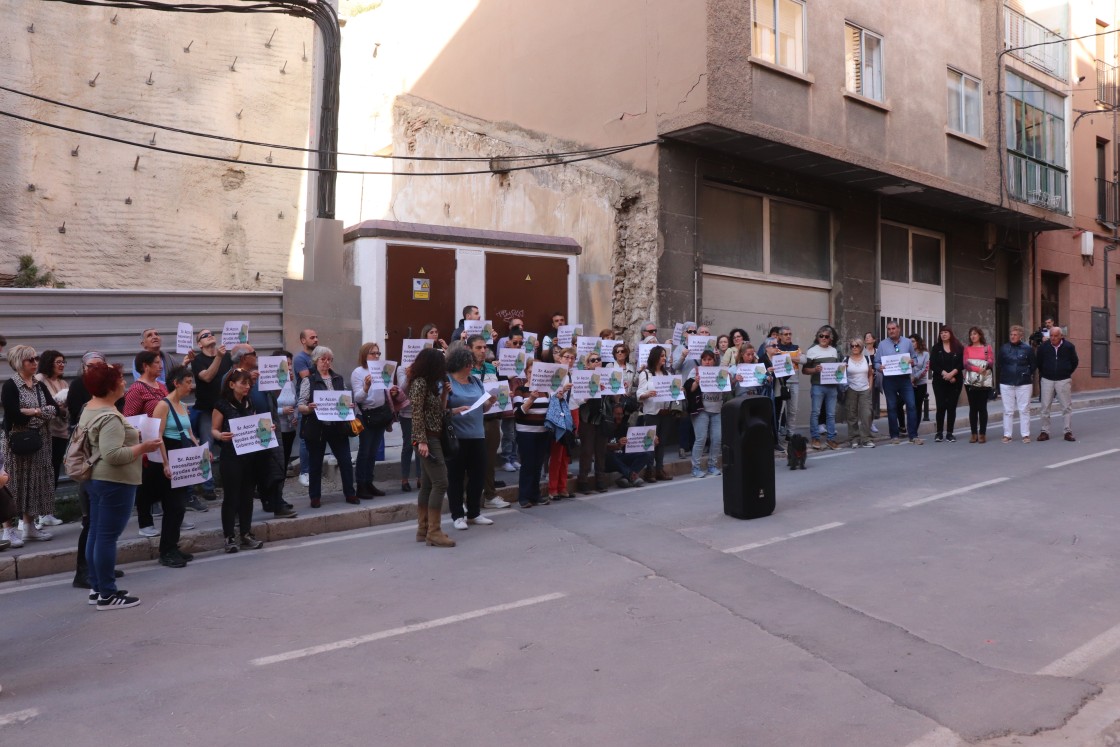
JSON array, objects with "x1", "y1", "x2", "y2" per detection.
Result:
[
  {"x1": 963, "y1": 77, "x2": 981, "y2": 137},
  {"x1": 770, "y1": 201, "x2": 829, "y2": 281},
  {"x1": 777, "y1": 0, "x2": 804, "y2": 72},
  {"x1": 947, "y1": 69, "x2": 962, "y2": 132},
  {"x1": 753, "y1": 0, "x2": 776, "y2": 63},
  {"x1": 845, "y1": 24, "x2": 862, "y2": 93},
  {"x1": 1023, "y1": 105, "x2": 1043, "y2": 158},
  {"x1": 912, "y1": 234, "x2": 942, "y2": 286},
  {"x1": 881, "y1": 223, "x2": 909, "y2": 283},
  {"x1": 699, "y1": 185, "x2": 764, "y2": 272},
  {"x1": 863, "y1": 33, "x2": 883, "y2": 100}
]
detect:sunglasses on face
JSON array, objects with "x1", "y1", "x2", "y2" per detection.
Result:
[
  {"x1": 509, "y1": 341, "x2": 523, "y2": 347},
  {"x1": 26, "y1": 356, "x2": 39, "y2": 363},
  {"x1": 818, "y1": 334, "x2": 831, "y2": 340},
  {"x1": 587, "y1": 358, "x2": 600, "y2": 363},
  {"x1": 643, "y1": 328, "x2": 656, "y2": 334}
]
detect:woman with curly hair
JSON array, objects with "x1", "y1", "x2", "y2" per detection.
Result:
[{"x1": 408, "y1": 347, "x2": 456, "y2": 547}]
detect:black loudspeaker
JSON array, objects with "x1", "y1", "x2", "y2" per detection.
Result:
[{"x1": 720, "y1": 395, "x2": 776, "y2": 520}]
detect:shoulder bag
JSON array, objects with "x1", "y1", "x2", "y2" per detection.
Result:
[
  {"x1": 439, "y1": 384, "x2": 460, "y2": 459},
  {"x1": 964, "y1": 345, "x2": 994, "y2": 388},
  {"x1": 9, "y1": 383, "x2": 46, "y2": 456}
]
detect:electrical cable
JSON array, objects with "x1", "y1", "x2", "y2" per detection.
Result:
[
  {"x1": 0, "y1": 83, "x2": 658, "y2": 163},
  {"x1": 0, "y1": 106, "x2": 659, "y2": 175}
]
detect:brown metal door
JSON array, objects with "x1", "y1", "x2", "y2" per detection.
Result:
[
  {"x1": 385, "y1": 245, "x2": 456, "y2": 364},
  {"x1": 485, "y1": 253, "x2": 570, "y2": 341}
]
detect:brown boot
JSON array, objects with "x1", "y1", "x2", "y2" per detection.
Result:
[
  {"x1": 415, "y1": 499, "x2": 428, "y2": 542},
  {"x1": 425, "y1": 507, "x2": 455, "y2": 548},
  {"x1": 656, "y1": 468, "x2": 673, "y2": 481},
  {"x1": 643, "y1": 467, "x2": 657, "y2": 483},
  {"x1": 978, "y1": 434, "x2": 987, "y2": 443}
]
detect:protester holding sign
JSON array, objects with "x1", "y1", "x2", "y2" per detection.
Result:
[
  {"x1": 686, "y1": 350, "x2": 731, "y2": 478},
  {"x1": 352, "y1": 342, "x2": 392, "y2": 500},
  {"x1": 547, "y1": 348, "x2": 578, "y2": 501},
  {"x1": 513, "y1": 358, "x2": 553, "y2": 508},
  {"x1": 189, "y1": 329, "x2": 230, "y2": 502},
  {"x1": 802, "y1": 327, "x2": 842, "y2": 450},
  {"x1": 635, "y1": 345, "x2": 676, "y2": 482},
  {"x1": 124, "y1": 351, "x2": 169, "y2": 538},
  {"x1": 152, "y1": 366, "x2": 200, "y2": 568},
  {"x1": 875, "y1": 322, "x2": 923, "y2": 445},
  {"x1": 574, "y1": 351, "x2": 610, "y2": 495},
  {"x1": 211, "y1": 370, "x2": 265, "y2": 553},
  {"x1": 446, "y1": 347, "x2": 498, "y2": 531},
  {"x1": 297, "y1": 346, "x2": 358, "y2": 509}
]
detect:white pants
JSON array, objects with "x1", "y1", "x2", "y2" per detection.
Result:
[
  {"x1": 1000, "y1": 384, "x2": 1032, "y2": 439},
  {"x1": 1040, "y1": 377, "x2": 1073, "y2": 434}
]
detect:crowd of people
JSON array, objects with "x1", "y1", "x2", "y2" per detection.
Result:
[{"x1": 0, "y1": 310, "x2": 1083, "y2": 591}]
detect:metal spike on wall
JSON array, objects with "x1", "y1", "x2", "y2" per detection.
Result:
[
  {"x1": 88, "y1": 72, "x2": 99, "y2": 87},
  {"x1": 26, "y1": 23, "x2": 34, "y2": 33},
  {"x1": 146, "y1": 72, "x2": 154, "y2": 86},
  {"x1": 280, "y1": 60, "x2": 287, "y2": 75},
  {"x1": 184, "y1": 40, "x2": 193, "y2": 53},
  {"x1": 133, "y1": 156, "x2": 140, "y2": 171},
  {"x1": 58, "y1": 222, "x2": 66, "y2": 234},
  {"x1": 26, "y1": 184, "x2": 35, "y2": 192},
  {"x1": 71, "y1": 145, "x2": 79, "y2": 157},
  {"x1": 125, "y1": 196, "x2": 132, "y2": 205},
  {"x1": 223, "y1": 244, "x2": 230, "y2": 255},
  {"x1": 229, "y1": 56, "x2": 238, "y2": 72},
  {"x1": 266, "y1": 28, "x2": 277, "y2": 48}
]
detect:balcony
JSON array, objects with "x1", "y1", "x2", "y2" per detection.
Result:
[
  {"x1": 1098, "y1": 178, "x2": 1119, "y2": 224},
  {"x1": 1007, "y1": 152, "x2": 1068, "y2": 213},
  {"x1": 1004, "y1": 6, "x2": 1069, "y2": 81},
  {"x1": 1098, "y1": 60, "x2": 1120, "y2": 108}
]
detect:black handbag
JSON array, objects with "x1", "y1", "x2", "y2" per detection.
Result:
[
  {"x1": 361, "y1": 403, "x2": 395, "y2": 430},
  {"x1": 440, "y1": 409, "x2": 460, "y2": 459},
  {"x1": 9, "y1": 383, "x2": 46, "y2": 455}
]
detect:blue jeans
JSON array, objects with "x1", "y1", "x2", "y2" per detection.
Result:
[
  {"x1": 515, "y1": 430, "x2": 550, "y2": 506},
  {"x1": 691, "y1": 410, "x2": 722, "y2": 471},
  {"x1": 607, "y1": 450, "x2": 652, "y2": 477},
  {"x1": 356, "y1": 424, "x2": 385, "y2": 484},
  {"x1": 809, "y1": 384, "x2": 838, "y2": 441},
  {"x1": 499, "y1": 418, "x2": 518, "y2": 463},
  {"x1": 86, "y1": 480, "x2": 137, "y2": 595},
  {"x1": 188, "y1": 406, "x2": 216, "y2": 493},
  {"x1": 882, "y1": 375, "x2": 918, "y2": 439},
  {"x1": 298, "y1": 413, "x2": 333, "y2": 475},
  {"x1": 398, "y1": 417, "x2": 422, "y2": 482}
]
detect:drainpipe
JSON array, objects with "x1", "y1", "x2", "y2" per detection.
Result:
[{"x1": 874, "y1": 195, "x2": 882, "y2": 332}]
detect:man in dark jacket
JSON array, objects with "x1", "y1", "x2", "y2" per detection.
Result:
[
  {"x1": 997, "y1": 325, "x2": 1037, "y2": 442},
  {"x1": 1036, "y1": 326, "x2": 1079, "y2": 442}
]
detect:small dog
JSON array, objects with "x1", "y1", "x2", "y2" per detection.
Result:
[{"x1": 787, "y1": 434, "x2": 808, "y2": 470}]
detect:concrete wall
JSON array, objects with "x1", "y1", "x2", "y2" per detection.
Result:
[{"x1": 0, "y1": 2, "x2": 315, "y2": 290}]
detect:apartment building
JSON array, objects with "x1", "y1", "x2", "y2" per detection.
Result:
[{"x1": 337, "y1": 0, "x2": 1073, "y2": 356}]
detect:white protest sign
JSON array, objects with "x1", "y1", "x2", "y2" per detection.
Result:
[
  {"x1": 649, "y1": 374, "x2": 685, "y2": 402},
  {"x1": 570, "y1": 369, "x2": 604, "y2": 400},
  {"x1": 557, "y1": 325, "x2": 583, "y2": 348},
  {"x1": 401, "y1": 339, "x2": 434, "y2": 369},
  {"x1": 222, "y1": 320, "x2": 250, "y2": 347},
  {"x1": 602, "y1": 368, "x2": 627, "y2": 397},
  {"x1": 770, "y1": 353, "x2": 794, "y2": 378},
  {"x1": 498, "y1": 347, "x2": 528, "y2": 378},
  {"x1": 880, "y1": 353, "x2": 912, "y2": 377},
  {"x1": 671, "y1": 323, "x2": 684, "y2": 347},
  {"x1": 464, "y1": 320, "x2": 495, "y2": 344},
  {"x1": 597, "y1": 339, "x2": 621, "y2": 364},
  {"x1": 686, "y1": 335, "x2": 717, "y2": 360},
  {"x1": 125, "y1": 415, "x2": 163, "y2": 463},
  {"x1": 313, "y1": 390, "x2": 357, "y2": 421},
  {"x1": 575, "y1": 337, "x2": 598, "y2": 367},
  {"x1": 819, "y1": 362, "x2": 848, "y2": 385},
  {"x1": 484, "y1": 381, "x2": 513, "y2": 413},
  {"x1": 256, "y1": 356, "x2": 290, "y2": 392},
  {"x1": 625, "y1": 426, "x2": 657, "y2": 454},
  {"x1": 637, "y1": 343, "x2": 671, "y2": 369},
  {"x1": 522, "y1": 332, "x2": 539, "y2": 358},
  {"x1": 734, "y1": 363, "x2": 768, "y2": 389},
  {"x1": 529, "y1": 362, "x2": 568, "y2": 394},
  {"x1": 227, "y1": 413, "x2": 279, "y2": 455},
  {"x1": 699, "y1": 366, "x2": 734, "y2": 393},
  {"x1": 167, "y1": 445, "x2": 210, "y2": 489},
  {"x1": 366, "y1": 361, "x2": 398, "y2": 391},
  {"x1": 176, "y1": 322, "x2": 193, "y2": 355}
]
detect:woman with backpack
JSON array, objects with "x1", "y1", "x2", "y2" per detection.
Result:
[
  {"x1": 444, "y1": 347, "x2": 497, "y2": 531},
  {"x1": 152, "y1": 366, "x2": 199, "y2": 568},
  {"x1": 80, "y1": 362, "x2": 163, "y2": 610}
]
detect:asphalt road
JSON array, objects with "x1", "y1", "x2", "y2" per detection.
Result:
[{"x1": 3, "y1": 404, "x2": 1120, "y2": 746}]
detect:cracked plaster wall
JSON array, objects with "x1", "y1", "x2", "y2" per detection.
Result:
[{"x1": 0, "y1": 2, "x2": 314, "y2": 290}]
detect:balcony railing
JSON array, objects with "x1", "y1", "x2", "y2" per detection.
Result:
[
  {"x1": 1004, "y1": 6, "x2": 1069, "y2": 81},
  {"x1": 1097, "y1": 60, "x2": 1119, "y2": 107},
  {"x1": 1098, "y1": 177, "x2": 1118, "y2": 224},
  {"x1": 1007, "y1": 152, "x2": 1068, "y2": 213}
]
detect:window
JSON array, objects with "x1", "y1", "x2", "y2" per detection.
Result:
[
  {"x1": 947, "y1": 68, "x2": 982, "y2": 138},
  {"x1": 880, "y1": 222, "x2": 943, "y2": 288},
  {"x1": 700, "y1": 183, "x2": 831, "y2": 283},
  {"x1": 845, "y1": 22, "x2": 883, "y2": 101},
  {"x1": 753, "y1": 0, "x2": 805, "y2": 73},
  {"x1": 1005, "y1": 71, "x2": 1068, "y2": 211}
]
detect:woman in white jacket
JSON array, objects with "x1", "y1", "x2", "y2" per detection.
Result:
[{"x1": 635, "y1": 345, "x2": 676, "y2": 482}]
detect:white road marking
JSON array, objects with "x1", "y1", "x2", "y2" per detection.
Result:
[
  {"x1": 1043, "y1": 448, "x2": 1120, "y2": 470},
  {"x1": 722, "y1": 522, "x2": 845, "y2": 554},
  {"x1": 900, "y1": 726, "x2": 965, "y2": 747},
  {"x1": 1037, "y1": 619, "x2": 1120, "y2": 677},
  {"x1": 0, "y1": 708, "x2": 40, "y2": 727},
  {"x1": 811, "y1": 450, "x2": 856, "y2": 460},
  {"x1": 251, "y1": 592, "x2": 566, "y2": 667},
  {"x1": 901, "y1": 478, "x2": 1010, "y2": 508}
]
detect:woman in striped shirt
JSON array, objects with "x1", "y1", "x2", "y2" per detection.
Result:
[{"x1": 514, "y1": 359, "x2": 553, "y2": 508}]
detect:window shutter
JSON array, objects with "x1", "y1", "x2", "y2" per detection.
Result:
[{"x1": 845, "y1": 24, "x2": 863, "y2": 93}]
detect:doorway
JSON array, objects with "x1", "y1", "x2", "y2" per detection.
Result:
[
  {"x1": 485, "y1": 253, "x2": 570, "y2": 341},
  {"x1": 385, "y1": 245, "x2": 456, "y2": 364}
]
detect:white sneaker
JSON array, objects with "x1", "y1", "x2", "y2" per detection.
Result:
[
  {"x1": 502, "y1": 461, "x2": 517, "y2": 473},
  {"x1": 483, "y1": 497, "x2": 510, "y2": 509},
  {"x1": 181, "y1": 520, "x2": 196, "y2": 530},
  {"x1": 138, "y1": 526, "x2": 160, "y2": 538},
  {"x1": 22, "y1": 524, "x2": 52, "y2": 542},
  {"x1": 870, "y1": 423, "x2": 879, "y2": 433},
  {"x1": 2, "y1": 527, "x2": 24, "y2": 548},
  {"x1": 453, "y1": 517, "x2": 469, "y2": 530},
  {"x1": 512, "y1": 460, "x2": 522, "y2": 470},
  {"x1": 37, "y1": 514, "x2": 63, "y2": 527},
  {"x1": 468, "y1": 515, "x2": 494, "y2": 526},
  {"x1": 326, "y1": 455, "x2": 338, "y2": 467},
  {"x1": 298, "y1": 473, "x2": 310, "y2": 487}
]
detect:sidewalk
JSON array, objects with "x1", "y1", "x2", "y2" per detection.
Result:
[{"x1": 4, "y1": 387, "x2": 1116, "y2": 583}]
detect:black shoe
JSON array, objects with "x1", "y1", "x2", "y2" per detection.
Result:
[
  {"x1": 202, "y1": 491, "x2": 218, "y2": 502},
  {"x1": 400, "y1": 481, "x2": 412, "y2": 492},
  {"x1": 370, "y1": 484, "x2": 386, "y2": 497},
  {"x1": 96, "y1": 591, "x2": 140, "y2": 611},
  {"x1": 72, "y1": 574, "x2": 91, "y2": 589},
  {"x1": 240, "y1": 533, "x2": 264, "y2": 550},
  {"x1": 175, "y1": 550, "x2": 194, "y2": 562},
  {"x1": 159, "y1": 553, "x2": 187, "y2": 568},
  {"x1": 934, "y1": 434, "x2": 943, "y2": 442},
  {"x1": 494, "y1": 480, "x2": 506, "y2": 488},
  {"x1": 273, "y1": 506, "x2": 298, "y2": 518},
  {"x1": 224, "y1": 537, "x2": 239, "y2": 554},
  {"x1": 114, "y1": 569, "x2": 125, "y2": 578},
  {"x1": 185, "y1": 495, "x2": 209, "y2": 513},
  {"x1": 945, "y1": 434, "x2": 957, "y2": 442}
]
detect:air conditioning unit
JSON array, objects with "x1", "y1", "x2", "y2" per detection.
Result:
[{"x1": 1081, "y1": 231, "x2": 1095, "y2": 257}]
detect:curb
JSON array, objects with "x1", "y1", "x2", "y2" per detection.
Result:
[{"x1": 1, "y1": 459, "x2": 697, "y2": 583}]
